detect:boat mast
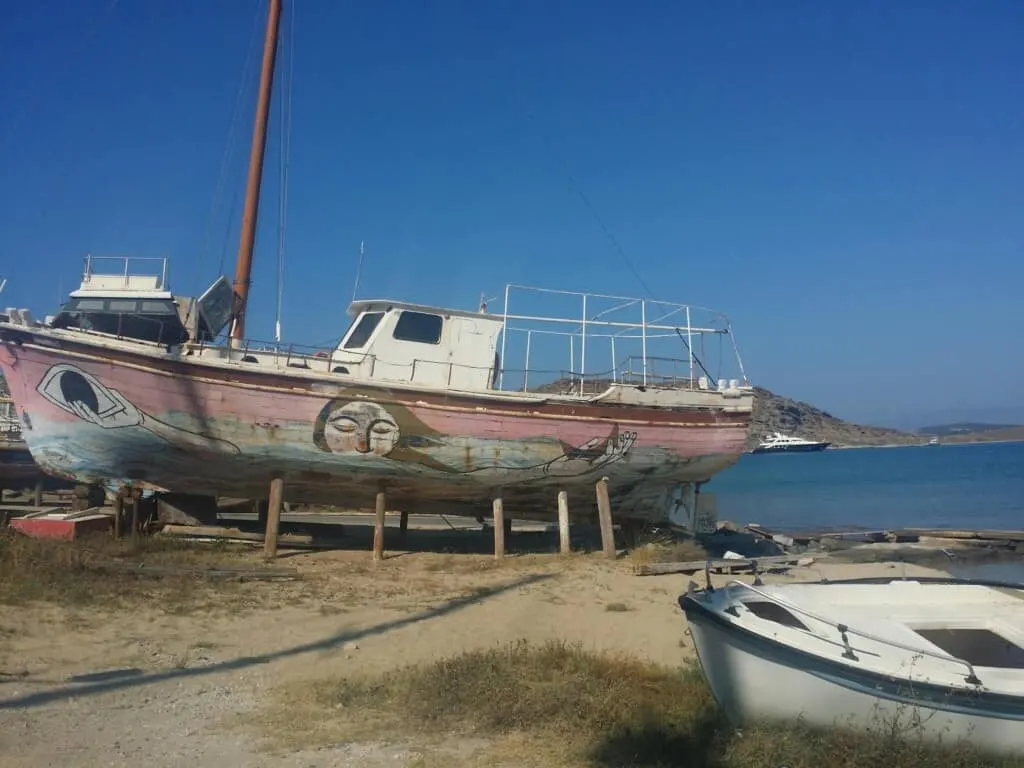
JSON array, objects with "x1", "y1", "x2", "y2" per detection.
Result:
[{"x1": 229, "y1": 0, "x2": 283, "y2": 346}]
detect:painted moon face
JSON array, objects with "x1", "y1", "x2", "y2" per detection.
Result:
[{"x1": 323, "y1": 401, "x2": 400, "y2": 456}]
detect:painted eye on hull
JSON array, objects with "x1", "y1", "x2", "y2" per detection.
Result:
[
  {"x1": 58, "y1": 370, "x2": 100, "y2": 414},
  {"x1": 37, "y1": 364, "x2": 140, "y2": 427}
]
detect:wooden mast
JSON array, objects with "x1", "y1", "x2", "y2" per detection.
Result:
[{"x1": 229, "y1": 0, "x2": 283, "y2": 345}]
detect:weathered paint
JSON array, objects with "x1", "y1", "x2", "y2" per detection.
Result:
[{"x1": 0, "y1": 336, "x2": 752, "y2": 524}]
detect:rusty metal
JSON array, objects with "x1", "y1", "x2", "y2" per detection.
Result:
[{"x1": 230, "y1": 0, "x2": 283, "y2": 344}]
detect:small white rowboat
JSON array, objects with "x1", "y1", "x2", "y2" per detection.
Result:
[{"x1": 679, "y1": 575, "x2": 1024, "y2": 756}]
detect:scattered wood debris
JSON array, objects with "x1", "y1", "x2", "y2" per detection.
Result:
[
  {"x1": 158, "y1": 523, "x2": 345, "y2": 550},
  {"x1": 634, "y1": 554, "x2": 817, "y2": 577}
]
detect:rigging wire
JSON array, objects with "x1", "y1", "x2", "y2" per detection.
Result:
[
  {"x1": 521, "y1": 108, "x2": 726, "y2": 379},
  {"x1": 195, "y1": 0, "x2": 265, "y2": 294},
  {"x1": 522, "y1": 111, "x2": 657, "y2": 303},
  {"x1": 352, "y1": 240, "x2": 365, "y2": 304},
  {"x1": 274, "y1": 0, "x2": 296, "y2": 343}
]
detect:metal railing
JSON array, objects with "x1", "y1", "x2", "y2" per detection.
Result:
[
  {"x1": 724, "y1": 580, "x2": 983, "y2": 686},
  {"x1": 81, "y1": 255, "x2": 170, "y2": 292},
  {"x1": 495, "y1": 284, "x2": 749, "y2": 396}
]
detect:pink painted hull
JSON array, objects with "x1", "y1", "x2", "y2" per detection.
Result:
[{"x1": 0, "y1": 338, "x2": 750, "y2": 523}]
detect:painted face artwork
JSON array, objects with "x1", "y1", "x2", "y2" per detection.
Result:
[
  {"x1": 34, "y1": 363, "x2": 241, "y2": 455},
  {"x1": 321, "y1": 400, "x2": 400, "y2": 457}
]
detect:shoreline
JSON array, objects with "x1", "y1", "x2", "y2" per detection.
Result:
[{"x1": 824, "y1": 438, "x2": 1024, "y2": 450}]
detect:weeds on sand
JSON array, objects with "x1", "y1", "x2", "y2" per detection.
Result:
[
  {"x1": 629, "y1": 534, "x2": 710, "y2": 570},
  {"x1": 275, "y1": 641, "x2": 1021, "y2": 768},
  {"x1": 0, "y1": 529, "x2": 273, "y2": 609}
]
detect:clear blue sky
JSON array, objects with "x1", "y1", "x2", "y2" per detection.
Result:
[{"x1": 2, "y1": 0, "x2": 1022, "y2": 427}]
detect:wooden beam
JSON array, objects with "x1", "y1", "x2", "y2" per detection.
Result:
[
  {"x1": 557, "y1": 490, "x2": 570, "y2": 555},
  {"x1": 130, "y1": 488, "x2": 140, "y2": 545},
  {"x1": 112, "y1": 490, "x2": 124, "y2": 539},
  {"x1": 372, "y1": 487, "x2": 386, "y2": 561},
  {"x1": 492, "y1": 496, "x2": 505, "y2": 559},
  {"x1": 635, "y1": 554, "x2": 818, "y2": 576},
  {"x1": 160, "y1": 524, "x2": 343, "y2": 549},
  {"x1": 889, "y1": 528, "x2": 1024, "y2": 543},
  {"x1": 263, "y1": 476, "x2": 285, "y2": 559},
  {"x1": 595, "y1": 476, "x2": 615, "y2": 559}
]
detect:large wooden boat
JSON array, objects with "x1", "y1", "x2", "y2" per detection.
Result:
[{"x1": 0, "y1": 0, "x2": 755, "y2": 525}]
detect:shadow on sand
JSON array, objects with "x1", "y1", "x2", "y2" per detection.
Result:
[{"x1": 0, "y1": 572, "x2": 555, "y2": 711}]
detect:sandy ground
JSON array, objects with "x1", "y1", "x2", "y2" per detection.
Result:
[{"x1": 0, "y1": 524, "x2": 952, "y2": 768}]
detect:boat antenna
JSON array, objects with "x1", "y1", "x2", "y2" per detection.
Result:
[
  {"x1": 0, "y1": 278, "x2": 6, "y2": 296},
  {"x1": 228, "y1": 0, "x2": 283, "y2": 347},
  {"x1": 674, "y1": 328, "x2": 717, "y2": 386},
  {"x1": 351, "y1": 240, "x2": 365, "y2": 303}
]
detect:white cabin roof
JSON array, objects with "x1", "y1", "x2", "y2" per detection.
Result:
[{"x1": 346, "y1": 299, "x2": 497, "y2": 323}]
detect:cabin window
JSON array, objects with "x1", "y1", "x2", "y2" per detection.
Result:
[
  {"x1": 52, "y1": 296, "x2": 188, "y2": 345},
  {"x1": 741, "y1": 600, "x2": 809, "y2": 630},
  {"x1": 73, "y1": 299, "x2": 106, "y2": 311},
  {"x1": 140, "y1": 300, "x2": 176, "y2": 314},
  {"x1": 343, "y1": 311, "x2": 384, "y2": 349},
  {"x1": 393, "y1": 310, "x2": 443, "y2": 345},
  {"x1": 912, "y1": 628, "x2": 1024, "y2": 669}
]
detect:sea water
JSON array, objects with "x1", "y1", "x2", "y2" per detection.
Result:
[
  {"x1": 711, "y1": 441, "x2": 1024, "y2": 533},
  {"x1": 711, "y1": 440, "x2": 1024, "y2": 580}
]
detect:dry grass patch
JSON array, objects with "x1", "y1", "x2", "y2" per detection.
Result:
[
  {"x1": 629, "y1": 533, "x2": 710, "y2": 571},
  {"x1": 0, "y1": 529, "x2": 304, "y2": 612},
  {"x1": 259, "y1": 641, "x2": 1021, "y2": 768}
]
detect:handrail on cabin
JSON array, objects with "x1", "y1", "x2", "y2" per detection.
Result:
[{"x1": 723, "y1": 579, "x2": 983, "y2": 686}]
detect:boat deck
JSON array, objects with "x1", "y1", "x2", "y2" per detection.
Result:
[{"x1": 716, "y1": 578, "x2": 1024, "y2": 693}]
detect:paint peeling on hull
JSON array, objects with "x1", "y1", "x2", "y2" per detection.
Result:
[{"x1": 0, "y1": 338, "x2": 752, "y2": 524}]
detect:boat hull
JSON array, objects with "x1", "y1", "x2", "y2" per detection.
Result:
[
  {"x1": 681, "y1": 594, "x2": 1024, "y2": 756},
  {"x1": 750, "y1": 441, "x2": 830, "y2": 454},
  {"x1": 0, "y1": 334, "x2": 752, "y2": 524}
]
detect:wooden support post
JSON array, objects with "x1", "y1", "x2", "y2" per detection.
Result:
[
  {"x1": 492, "y1": 496, "x2": 505, "y2": 559},
  {"x1": 130, "y1": 488, "x2": 140, "y2": 545},
  {"x1": 112, "y1": 489, "x2": 124, "y2": 539},
  {"x1": 595, "y1": 476, "x2": 615, "y2": 559},
  {"x1": 399, "y1": 510, "x2": 409, "y2": 542},
  {"x1": 692, "y1": 482, "x2": 702, "y2": 533},
  {"x1": 263, "y1": 476, "x2": 285, "y2": 559},
  {"x1": 372, "y1": 486, "x2": 386, "y2": 561},
  {"x1": 557, "y1": 490, "x2": 570, "y2": 554},
  {"x1": 33, "y1": 479, "x2": 43, "y2": 508}
]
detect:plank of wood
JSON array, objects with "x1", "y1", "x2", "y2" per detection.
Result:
[
  {"x1": 746, "y1": 524, "x2": 888, "y2": 543},
  {"x1": 890, "y1": 528, "x2": 1024, "y2": 542},
  {"x1": 158, "y1": 524, "x2": 344, "y2": 549},
  {"x1": 0, "y1": 505, "x2": 68, "y2": 516},
  {"x1": 635, "y1": 554, "x2": 818, "y2": 576}
]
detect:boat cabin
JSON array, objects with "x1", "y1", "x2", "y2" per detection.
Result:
[
  {"x1": 49, "y1": 256, "x2": 232, "y2": 346},
  {"x1": 330, "y1": 300, "x2": 504, "y2": 390}
]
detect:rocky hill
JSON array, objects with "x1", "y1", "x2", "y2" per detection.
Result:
[
  {"x1": 749, "y1": 387, "x2": 924, "y2": 448},
  {"x1": 939, "y1": 425, "x2": 1024, "y2": 444}
]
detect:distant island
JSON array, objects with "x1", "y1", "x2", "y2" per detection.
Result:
[{"x1": 752, "y1": 387, "x2": 1023, "y2": 449}]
